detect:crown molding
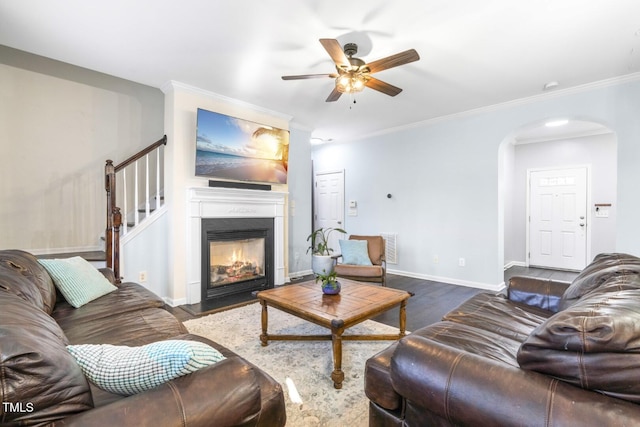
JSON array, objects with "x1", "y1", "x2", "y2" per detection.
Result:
[
  {"x1": 288, "y1": 120, "x2": 314, "y2": 133},
  {"x1": 161, "y1": 80, "x2": 293, "y2": 122},
  {"x1": 514, "y1": 128, "x2": 614, "y2": 145},
  {"x1": 351, "y1": 72, "x2": 640, "y2": 142}
]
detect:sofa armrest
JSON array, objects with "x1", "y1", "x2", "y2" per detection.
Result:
[
  {"x1": 507, "y1": 276, "x2": 570, "y2": 313},
  {"x1": 54, "y1": 358, "x2": 267, "y2": 427},
  {"x1": 390, "y1": 334, "x2": 640, "y2": 426}
]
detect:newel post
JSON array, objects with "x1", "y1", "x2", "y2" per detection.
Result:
[
  {"x1": 111, "y1": 207, "x2": 122, "y2": 284},
  {"x1": 105, "y1": 160, "x2": 116, "y2": 273}
]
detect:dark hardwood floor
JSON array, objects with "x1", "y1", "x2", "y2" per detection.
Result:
[
  {"x1": 371, "y1": 275, "x2": 483, "y2": 331},
  {"x1": 168, "y1": 266, "x2": 580, "y2": 332}
]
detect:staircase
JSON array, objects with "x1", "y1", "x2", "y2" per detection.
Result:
[{"x1": 105, "y1": 135, "x2": 167, "y2": 282}]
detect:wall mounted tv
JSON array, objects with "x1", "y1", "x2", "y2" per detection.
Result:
[{"x1": 195, "y1": 108, "x2": 289, "y2": 185}]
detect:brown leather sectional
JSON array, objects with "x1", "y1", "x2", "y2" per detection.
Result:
[
  {"x1": 365, "y1": 253, "x2": 640, "y2": 426},
  {"x1": 0, "y1": 249, "x2": 286, "y2": 426}
]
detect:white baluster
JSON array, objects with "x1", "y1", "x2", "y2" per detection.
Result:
[
  {"x1": 145, "y1": 154, "x2": 150, "y2": 218},
  {"x1": 156, "y1": 147, "x2": 161, "y2": 208},
  {"x1": 134, "y1": 161, "x2": 139, "y2": 226},
  {"x1": 122, "y1": 169, "x2": 128, "y2": 234}
]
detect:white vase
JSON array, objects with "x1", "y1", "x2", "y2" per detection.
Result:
[{"x1": 312, "y1": 255, "x2": 335, "y2": 276}]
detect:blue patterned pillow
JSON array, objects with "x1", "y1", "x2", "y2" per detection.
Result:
[
  {"x1": 39, "y1": 257, "x2": 117, "y2": 308},
  {"x1": 339, "y1": 239, "x2": 373, "y2": 266},
  {"x1": 67, "y1": 340, "x2": 226, "y2": 396}
]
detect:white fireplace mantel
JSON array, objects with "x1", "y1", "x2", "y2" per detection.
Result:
[{"x1": 187, "y1": 186, "x2": 287, "y2": 304}]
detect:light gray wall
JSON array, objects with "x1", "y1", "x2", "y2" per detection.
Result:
[
  {"x1": 501, "y1": 141, "x2": 518, "y2": 265},
  {"x1": 121, "y1": 211, "x2": 169, "y2": 293},
  {"x1": 312, "y1": 79, "x2": 640, "y2": 288},
  {"x1": 286, "y1": 126, "x2": 313, "y2": 276},
  {"x1": 0, "y1": 45, "x2": 164, "y2": 253},
  {"x1": 507, "y1": 133, "x2": 617, "y2": 265}
]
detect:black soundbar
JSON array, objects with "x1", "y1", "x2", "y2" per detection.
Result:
[{"x1": 208, "y1": 180, "x2": 271, "y2": 191}]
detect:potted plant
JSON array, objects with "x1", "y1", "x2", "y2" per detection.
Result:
[
  {"x1": 315, "y1": 269, "x2": 341, "y2": 295},
  {"x1": 306, "y1": 227, "x2": 346, "y2": 276}
]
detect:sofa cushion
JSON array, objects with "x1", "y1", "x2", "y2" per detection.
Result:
[
  {"x1": 0, "y1": 293, "x2": 93, "y2": 425},
  {"x1": 0, "y1": 249, "x2": 57, "y2": 313},
  {"x1": 443, "y1": 292, "x2": 549, "y2": 342},
  {"x1": 411, "y1": 321, "x2": 525, "y2": 367},
  {"x1": 53, "y1": 281, "x2": 166, "y2": 328},
  {"x1": 39, "y1": 256, "x2": 117, "y2": 308},
  {"x1": 61, "y1": 306, "x2": 189, "y2": 346},
  {"x1": 334, "y1": 264, "x2": 383, "y2": 278},
  {"x1": 560, "y1": 252, "x2": 640, "y2": 310},
  {"x1": 67, "y1": 340, "x2": 226, "y2": 396},
  {"x1": 518, "y1": 274, "x2": 640, "y2": 403},
  {"x1": 339, "y1": 239, "x2": 373, "y2": 265}
]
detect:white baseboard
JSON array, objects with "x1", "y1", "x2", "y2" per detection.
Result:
[
  {"x1": 163, "y1": 296, "x2": 187, "y2": 307},
  {"x1": 387, "y1": 268, "x2": 505, "y2": 292},
  {"x1": 504, "y1": 260, "x2": 526, "y2": 270},
  {"x1": 288, "y1": 269, "x2": 313, "y2": 282},
  {"x1": 289, "y1": 267, "x2": 504, "y2": 292}
]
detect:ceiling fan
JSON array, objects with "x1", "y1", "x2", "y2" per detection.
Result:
[{"x1": 281, "y1": 38, "x2": 420, "y2": 102}]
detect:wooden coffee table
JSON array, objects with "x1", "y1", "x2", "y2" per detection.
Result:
[{"x1": 256, "y1": 278, "x2": 411, "y2": 389}]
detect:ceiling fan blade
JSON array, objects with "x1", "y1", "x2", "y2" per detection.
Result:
[
  {"x1": 365, "y1": 77, "x2": 403, "y2": 97},
  {"x1": 319, "y1": 38, "x2": 350, "y2": 68},
  {"x1": 365, "y1": 49, "x2": 420, "y2": 74},
  {"x1": 282, "y1": 73, "x2": 337, "y2": 80},
  {"x1": 325, "y1": 87, "x2": 342, "y2": 102}
]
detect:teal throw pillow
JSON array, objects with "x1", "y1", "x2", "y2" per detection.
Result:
[
  {"x1": 39, "y1": 256, "x2": 117, "y2": 308},
  {"x1": 339, "y1": 239, "x2": 373, "y2": 266},
  {"x1": 67, "y1": 340, "x2": 226, "y2": 396}
]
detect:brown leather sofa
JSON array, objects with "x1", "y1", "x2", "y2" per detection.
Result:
[
  {"x1": 365, "y1": 253, "x2": 640, "y2": 426},
  {"x1": 0, "y1": 249, "x2": 286, "y2": 427}
]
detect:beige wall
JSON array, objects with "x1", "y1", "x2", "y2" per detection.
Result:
[{"x1": 0, "y1": 46, "x2": 164, "y2": 253}]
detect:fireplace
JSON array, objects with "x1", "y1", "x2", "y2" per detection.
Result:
[
  {"x1": 201, "y1": 218, "x2": 274, "y2": 301},
  {"x1": 187, "y1": 186, "x2": 286, "y2": 306}
]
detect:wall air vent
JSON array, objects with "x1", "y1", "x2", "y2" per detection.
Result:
[{"x1": 380, "y1": 233, "x2": 397, "y2": 264}]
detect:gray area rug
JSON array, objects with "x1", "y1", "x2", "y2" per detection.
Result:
[{"x1": 184, "y1": 301, "x2": 402, "y2": 426}]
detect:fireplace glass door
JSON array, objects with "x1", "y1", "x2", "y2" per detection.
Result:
[
  {"x1": 201, "y1": 217, "x2": 274, "y2": 302},
  {"x1": 209, "y1": 237, "x2": 265, "y2": 287}
]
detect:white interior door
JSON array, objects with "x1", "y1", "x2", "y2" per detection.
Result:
[
  {"x1": 313, "y1": 170, "x2": 345, "y2": 253},
  {"x1": 528, "y1": 167, "x2": 588, "y2": 270}
]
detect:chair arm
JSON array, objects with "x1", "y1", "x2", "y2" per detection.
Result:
[
  {"x1": 54, "y1": 358, "x2": 265, "y2": 427},
  {"x1": 507, "y1": 276, "x2": 570, "y2": 313},
  {"x1": 390, "y1": 335, "x2": 640, "y2": 426}
]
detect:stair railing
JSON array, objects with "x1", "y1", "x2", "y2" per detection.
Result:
[{"x1": 105, "y1": 135, "x2": 167, "y2": 282}]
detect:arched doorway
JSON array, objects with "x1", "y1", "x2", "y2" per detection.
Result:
[{"x1": 499, "y1": 118, "x2": 617, "y2": 271}]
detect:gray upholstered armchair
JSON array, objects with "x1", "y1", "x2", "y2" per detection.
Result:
[{"x1": 334, "y1": 235, "x2": 386, "y2": 286}]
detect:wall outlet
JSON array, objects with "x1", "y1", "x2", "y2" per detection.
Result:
[
  {"x1": 458, "y1": 258, "x2": 466, "y2": 267},
  {"x1": 139, "y1": 271, "x2": 147, "y2": 282},
  {"x1": 433, "y1": 255, "x2": 439, "y2": 264}
]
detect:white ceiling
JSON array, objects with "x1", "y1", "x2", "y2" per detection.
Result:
[{"x1": 1, "y1": 0, "x2": 639, "y2": 142}]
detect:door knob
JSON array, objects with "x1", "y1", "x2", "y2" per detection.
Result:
[{"x1": 580, "y1": 223, "x2": 585, "y2": 227}]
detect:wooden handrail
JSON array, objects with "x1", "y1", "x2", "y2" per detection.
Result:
[
  {"x1": 114, "y1": 135, "x2": 167, "y2": 172},
  {"x1": 105, "y1": 135, "x2": 167, "y2": 282}
]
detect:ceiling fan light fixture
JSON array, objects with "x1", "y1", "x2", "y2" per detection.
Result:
[{"x1": 335, "y1": 72, "x2": 367, "y2": 94}]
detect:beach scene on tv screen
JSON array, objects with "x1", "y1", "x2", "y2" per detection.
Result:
[{"x1": 196, "y1": 109, "x2": 289, "y2": 184}]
